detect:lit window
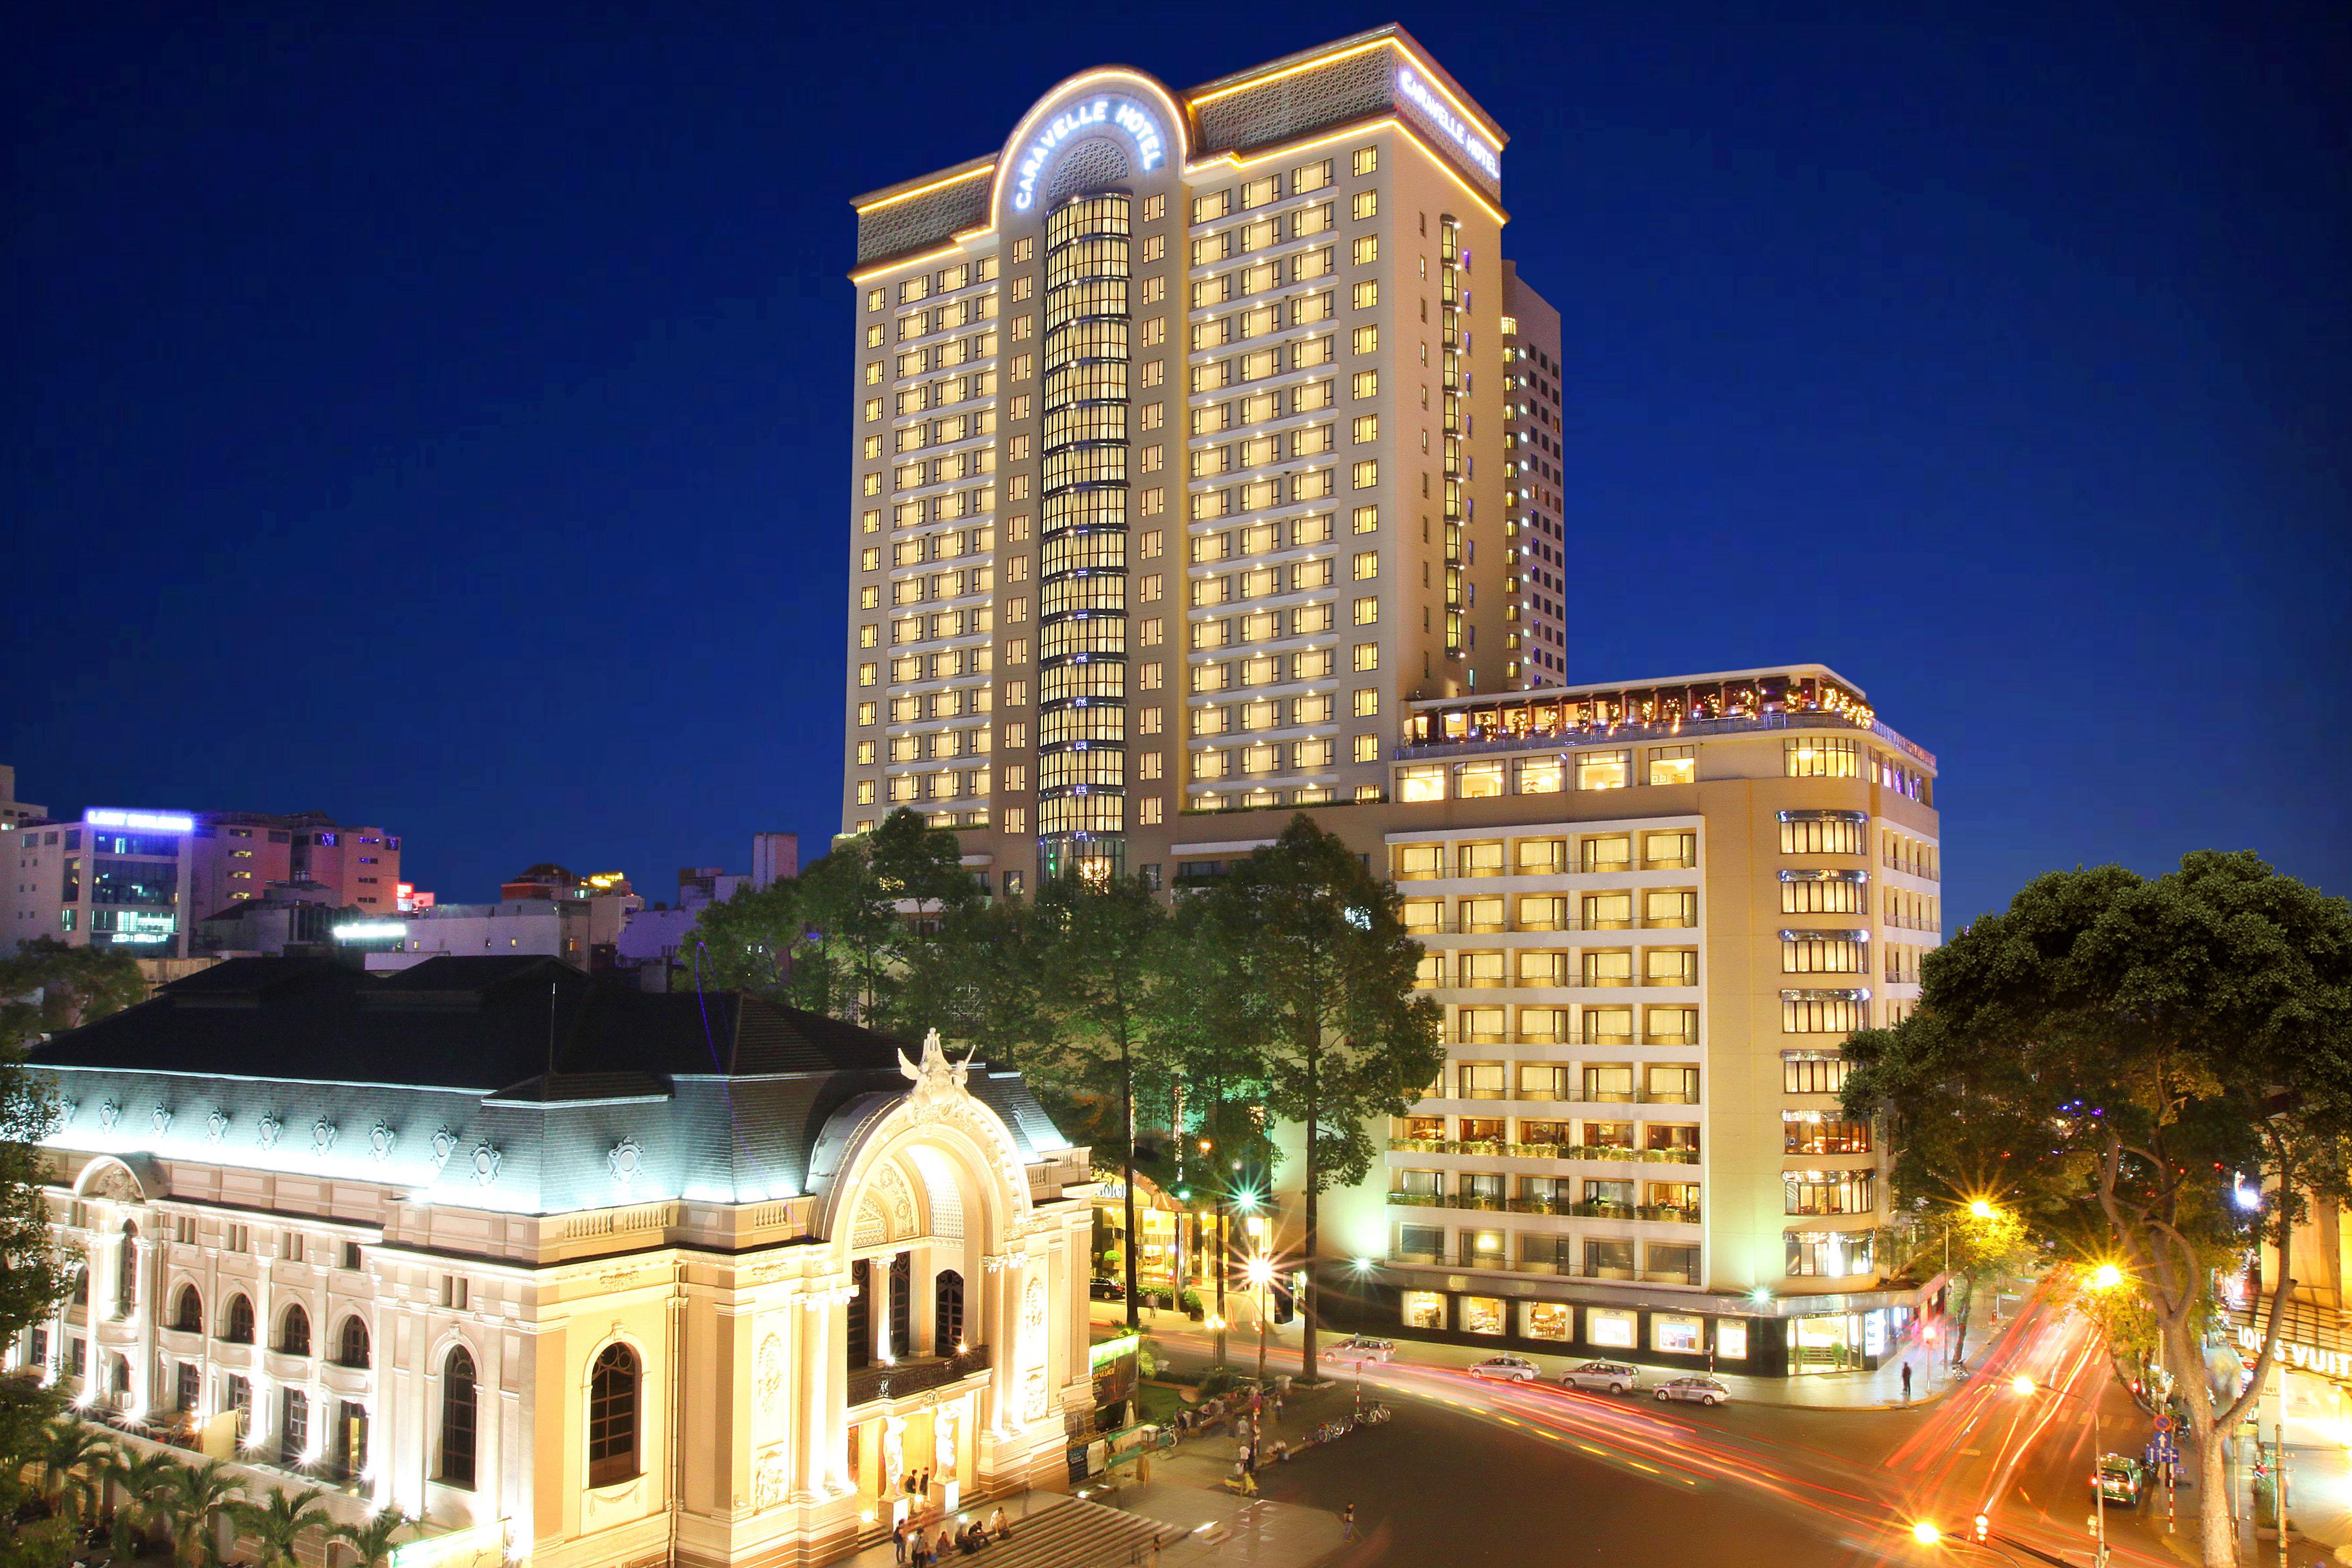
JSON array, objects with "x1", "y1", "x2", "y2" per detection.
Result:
[
  {"x1": 1398, "y1": 765, "x2": 1444, "y2": 802},
  {"x1": 1352, "y1": 147, "x2": 1379, "y2": 177},
  {"x1": 1647, "y1": 745, "x2": 1695, "y2": 785},
  {"x1": 1352, "y1": 236, "x2": 1378, "y2": 266},
  {"x1": 1575, "y1": 749, "x2": 1631, "y2": 790},
  {"x1": 1351, "y1": 191, "x2": 1379, "y2": 221},
  {"x1": 1351, "y1": 327, "x2": 1380, "y2": 355}
]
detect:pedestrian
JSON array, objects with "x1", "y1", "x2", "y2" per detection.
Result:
[
  {"x1": 893, "y1": 1519, "x2": 908, "y2": 1565},
  {"x1": 909, "y1": 1528, "x2": 927, "y2": 1568},
  {"x1": 1273, "y1": 1392, "x2": 1284, "y2": 1424},
  {"x1": 1342, "y1": 1502, "x2": 1357, "y2": 1540},
  {"x1": 1900, "y1": 1362, "x2": 1912, "y2": 1402}
]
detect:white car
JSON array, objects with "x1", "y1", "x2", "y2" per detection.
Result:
[
  {"x1": 1326, "y1": 1335, "x2": 1395, "y2": 1362},
  {"x1": 1467, "y1": 1353, "x2": 1540, "y2": 1382},
  {"x1": 1560, "y1": 1360, "x2": 1642, "y2": 1394},
  {"x1": 1653, "y1": 1374, "x2": 1731, "y2": 1407}
]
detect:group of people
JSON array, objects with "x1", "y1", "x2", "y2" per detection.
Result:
[{"x1": 892, "y1": 1507, "x2": 1010, "y2": 1566}]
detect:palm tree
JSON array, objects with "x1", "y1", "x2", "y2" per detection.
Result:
[
  {"x1": 332, "y1": 1509, "x2": 416, "y2": 1568},
  {"x1": 104, "y1": 1447, "x2": 181, "y2": 1556},
  {"x1": 37, "y1": 1420, "x2": 110, "y2": 1525},
  {"x1": 228, "y1": 1485, "x2": 334, "y2": 1568},
  {"x1": 159, "y1": 1459, "x2": 245, "y2": 1568}
]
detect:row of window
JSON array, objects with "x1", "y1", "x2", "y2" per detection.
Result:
[
  {"x1": 1399, "y1": 1289, "x2": 1729, "y2": 1347},
  {"x1": 1404, "y1": 888, "x2": 1698, "y2": 932},
  {"x1": 1415, "y1": 948, "x2": 1699, "y2": 988},
  {"x1": 872, "y1": 254, "x2": 1003, "y2": 310},
  {"x1": 1431, "y1": 1006, "x2": 1700, "y2": 1048},
  {"x1": 1188, "y1": 333, "x2": 1374, "y2": 396},
  {"x1": 1403, "y1": 1106, "x2": 1698, "y2": 1145},
  {"x1": 1186, "y1": 151, "x2": 1363, "y2": 227},
  {"x1": 1395, "y1": 746, "x2": 1699, "y2": 802},
  {"x1": 864, "y1": 368, "x2": 997, "y2": 423},
  {"x1": 1392, "y1": 831, "x2": 1698, "y2": 878}
]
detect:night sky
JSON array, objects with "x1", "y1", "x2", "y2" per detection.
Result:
[{"x1": 5, "y1": 6, "x2": 2345, "y2": 922}]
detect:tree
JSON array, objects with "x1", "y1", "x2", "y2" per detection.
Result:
[
  {"x1": 681, "y1": 881, "x2": 802, "y2": 1001},
  {"x1": 37, "y1": 1420, "x2": 109, "y2": 1525},
  {"x1": 0, "y1": 937, "x2": 147, "y2": 1044},
  {"x1": 229, "y1": 1485, "x2": 335, "y2": 1568},
  {"x1": 1032, "y1": 874, "x2": 1174, "y2": 1330},
  {"x1": 791, "y1": 838, "x2": 905, "y2": 1026},
  {"x1": 1902, "y1": 1198, "x2": 2030, "y2": 1364},
  {"x1": 104, "y1": 1446, "x2": 180, "y2": 1557},
  {"x1": 908, "y1": 896, "x2": 1049, "y2": 1070},
  {"x1": 1202, "y1": 816, "x2": 1443, "y2": 1382},
  {"x1": 0, "y1": 1382, "x2": 69, "y2": 1567},
  {"x1": 332, "y1": 1507, "x2": 417, "y2": 1568},
  {"x1": 1840, "y1": 851, "x2": 2352, "y2": 1567},
  {"x1": 159, "y1": 1458, "x2": 246, "y2": 1568},
  {"x1": 867, "y1": 807, "x2": 979, "y2": 925}
]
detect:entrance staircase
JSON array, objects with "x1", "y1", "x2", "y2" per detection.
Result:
[{"x1": 946, "y1": 1494, "x2": 1167, "y2": 1567}]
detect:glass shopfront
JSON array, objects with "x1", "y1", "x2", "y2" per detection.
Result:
[{"x1": 1523, "y1": 1302, "x2": 1573, "y2": 1341}]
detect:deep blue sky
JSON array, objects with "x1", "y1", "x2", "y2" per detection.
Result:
[{"x1": 5, "y1": 5, "x2": 2345, "y2": 920}]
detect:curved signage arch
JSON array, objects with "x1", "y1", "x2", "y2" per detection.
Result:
[{"x1": 992, "y1": 70, "x2": 1189, "y2": 222}]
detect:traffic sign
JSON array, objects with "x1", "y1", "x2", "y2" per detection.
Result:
[{"x1": 2153, "y1": 1414, "x2": 2173, "y2": 1434}]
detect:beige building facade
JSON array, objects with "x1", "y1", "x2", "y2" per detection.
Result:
[
  {"x1": 21, "y1": 958, "x2": 1098, "y2": 1567},
  {"x1": 842, "y1": 26, "x2": 1526, "y2": 886},
  {"x1": 1168, "y1": 666, "x2": 1943, "y2": 1375}
]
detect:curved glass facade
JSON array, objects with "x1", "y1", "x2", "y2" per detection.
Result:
[{"x1": 1036, "y1": 193, "x2": 1132, "y2": 881}]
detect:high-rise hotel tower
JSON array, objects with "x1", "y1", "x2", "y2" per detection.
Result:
[{"x1": 844, "y1": 27, "x2": 1553, "y2": 885}]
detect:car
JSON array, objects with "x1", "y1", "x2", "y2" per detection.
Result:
[
  {"x1": 1467, "y1": 1353, "x2": 1540, "y2": 1382},
  {"x1": 1326, "y1": 1335, "x2": 1395, "y2": 1363},
  {"x1": 1560, "y1": 1360, "x2": 1643, "y2": 1394},
  {"x1": 1653, "y1": 1375, "x2": 1732, "y2": 1406},
  {"x1": 1088, "y1": 1276, "x2": 1126, "y2": 1301},
  {"x1": 2094, "y1": 1454, "x2": 2145, "y2": 1508}
]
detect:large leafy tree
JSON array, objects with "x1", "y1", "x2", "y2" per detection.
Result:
[
  {"x1": 0, "y1": 941, "x2": 138, "y2": 1341},
  {"x1": 1841, "y1": 851, "x2": 2352, "y2": 1567},
  {"x1": 1030, "y1": 874, "x2": 1176, "y2": 1329},
  {"x1": 0, "y1": 937, "x2": 147, "y2": 1042},
  {"x1": 1201, "y1": 816, "x2": 1442, "y2": 1381},
  {"x1": 681, "y1": 881, "x2": 802, "y2": 1001}
]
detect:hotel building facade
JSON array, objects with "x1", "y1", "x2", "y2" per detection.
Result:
[{"x1": 841, "y1": 34, "x2": 1946, "y2": 1373}]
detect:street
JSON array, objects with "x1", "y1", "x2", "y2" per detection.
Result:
[{"x1": 1115, "y1": 1295, "x2": 2235, "y2": 1567}]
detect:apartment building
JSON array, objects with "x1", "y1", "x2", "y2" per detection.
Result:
[
  {"x1": 843, "y1": 25, "x2": 1523, "y2": 884},
  {"x1": 8, "y1": 808, "x2": 197, "y2": 957},
  {"x1": 1172, "y1": 665, "x2": 1942, "y2": 1375},
  {"x1": 185, "y1": 811, "x2": 403, "y2": 923},
  {"x1": 1499, "y1": 261, "x2": 1567, "y2": 687}
]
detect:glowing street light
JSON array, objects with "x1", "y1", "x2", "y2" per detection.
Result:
[
  {"x1": 2090, "y1": 1262, "x2": 2123, "y2": 1291},
  {"x1": 1911, "y1": 1520, "x2": 1943, "y2": 1546},
  {"x1": 1968, "y1": 1199, "x2": 1996, "y2": 1221},
  {"x1": 1245, "y1": 1253, "x2": 1275, "y2": 1387}
]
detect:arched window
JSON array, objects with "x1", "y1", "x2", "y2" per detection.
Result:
[
  {"x1": 587, "y1": 1344, "x2": 639, "y2": 1487},
  {"x1": 115, "y1": 1222, "x2": 137, "y2": 1318},
  {"x1": 844, "y1": 1259, "x2": 871, "y2": 1372},
  {"x1": 439, "y1": 1347, "x2": 477, "y2": 1488},
  {"x1": 280, "y1": 1302, "x2": 311, "y2": 1357},
  {"x1": 172, "y1": 1284, "x2": 203, "y2": 1334},
  {"x1": 934, "y1": 1270, "x2": 965, "y2": 1352},
  {"x1": 70, "y1": 1268, "x2": 87, "y2": 1307},
  {"x1": 887, "y1": 1253, "x2": 912, "y2": 1360},
  {"x1": 338, "y1": 1316, "x2": 370, "y2": 1369},
  {"x1": 223, "y1": 1295, "x2": 254, "y2": 1344}
]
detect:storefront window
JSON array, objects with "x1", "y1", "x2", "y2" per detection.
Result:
[
  {"x1": 1587, "y1": 1308, "x2": 1636, "y2": 1348},
  {"x1": 1652, "y1": 1314, "x2": 1704, "y2": 1354},
  {"x1": 1401, "y1": 1291, "x2": 1445, "y2": 1330},
  {"x1": 1460, "y1": 1296, "x2": 1506, "y2": 1335},
  {"x1": 1715, "y1": 1320, "x2": 1749, "y2": 1360},
  {"x1": 1523, "y1": 1302, "x2": 1572, "y2": 1341}
]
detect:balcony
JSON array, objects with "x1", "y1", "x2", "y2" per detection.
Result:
[
  {"x1": 1388, "y1": 1139, "x2": 1700, "y2": 1165},
  {"x1": 846, "y1": 1343, "x2": 990, "y2": 1408}
]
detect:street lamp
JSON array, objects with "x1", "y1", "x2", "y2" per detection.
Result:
[{"x1": 1245, "y1": 1254, "x2": 1274, "y2": 1389}]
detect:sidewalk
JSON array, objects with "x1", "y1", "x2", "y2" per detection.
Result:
[{"x1": 1111, "y1": 1299, "x2": 2012, "y2": 1413}]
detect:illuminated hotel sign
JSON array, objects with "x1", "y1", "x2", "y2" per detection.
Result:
[
  {"x1": 86, "y1": 808, "x2": 195, "y2": 833},
  {"x1": 333, "y1": 921, "x2": 407, "y2": 941},
  {"x1": 1011, "y1": 98, "x2": 1166, "y2": 212},
  {"x1": 1396, "y1": 66, "x2": 1501, "y2": 182}
]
